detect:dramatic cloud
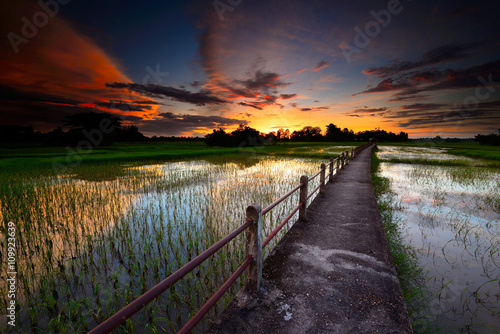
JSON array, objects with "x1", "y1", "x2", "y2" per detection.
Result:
[
  {"x1": 96, "y1": 101, "x2": 154, "y2": 112},
  {"x1": 395, "y1": 60, "x2": 500, "y2": 96},
  {"x1": 355, "y1": 59, "x2": 500, "y2": 97},
  {"x1": 236, "y1": 70, "x2": 290, "y2": 94},
  {"x1": 0, "y1": 1, "x2": 163, "y2": 131},
  {"x1": 0, "y1": 85, "x2": 81, "y2": 105},
  {"x1": 387, "y1": 95, "x2": 430, "y2": 103},
  {"x1": 381, "y1": 100, "x2": 500, "y2": 131},
  {"x1": 105, "y1": 82, "x2": 228, "y2": 106},
  {"x1": 352, "y1": 107, "x2": 387, "y2": 113},
  {"x1": 239, "y1": 102, "x2": 263, "y2": 110},
  {"x1": 138, "y1": 112, "x2": 247, "y2": 136},
  {"x1": 280, "y1": 93, "x2": 297, "y2": 100},
  {"x1": 0, "y1": 100, "x2": 107, "y2": 131},
  {"x1": 343, "y1": 107, "x2": 388, "y2": 118},
  {"x1": 401, "y1": 103, "x2": 446, "y2": 110},
  {"x1": 362, "y1": 43, "x2": 482, "y2": 78},
  {"x1": 159, "y1": 112, "x2": 245, "y2": 125}
]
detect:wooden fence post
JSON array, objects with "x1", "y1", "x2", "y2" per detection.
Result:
[
  {"x1": 345, "y1": 150, "x2": 349, "y2": 164},
  {"x1": 351, "y1": 148, "x2": 354, "y2": 159},
  {"x1": 320, "y1": 163, "x2": 326, "y2": 193},
  {"x1": 246, "y1": 204, "x2": 262, "y2": 292},
  {"x1": 341, "y1": 153, "x2": 345, "y2": 168},
  {"x1": 329, "y1": 158, "x2": 334, "y2": 182},
  {"x1": 336, "y1": 155, "x2": 340, "y2": 172},
  {"x1": 299, "y1": 175, "x2": 308, "y2": 221}
]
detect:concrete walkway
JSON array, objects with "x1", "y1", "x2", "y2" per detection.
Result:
[{"x1": 209, "y1": 145, "x2": 412, "y2": 334}]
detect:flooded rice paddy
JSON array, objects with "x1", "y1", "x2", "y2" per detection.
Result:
[
  {"x1": 0, "y1": 156, "x2": 325, "y2": 333},
  {"x1": 377, "y1": 146, "x2": 500, "y2": 333},
  {"x1": 2, "y1": 144, "x2": 498, "y2": 333}
]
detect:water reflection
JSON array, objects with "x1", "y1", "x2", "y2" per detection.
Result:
[
  {"x1": 0, "y1": 156, "x2": 325, "y2": 333},
  {"x1": 378, "y1": 145, "x2": 478, "y2": 163},
  {"x1": 377, "y1": 147, "x2": 500, "y2": 333}
]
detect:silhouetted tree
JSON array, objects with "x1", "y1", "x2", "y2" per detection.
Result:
[
  {"x1": 230, "y1": 124, "x2": 264, "y2": 146},
  {"x1": 475, "y1": 129, "x2": 500, "y2": 145},
  {"x1": 325, "y1": 123, "x2": 342, "y2": 141},
  {"x1": 63, "y1": 112, "x2": 122, "y2": 131},
  {"x1": 205, "y1": 128, "x2": 231, "y2": 146},
  {"x1": 0, "y1": 125, "x2": 42, "y2": 143},
  {"x1": 63, "y1": 112, "x2": 122, "y2": 146},
  {"x1": 205, "y1": 125, "x2": 264, "y2": 147},
  {"x1": 116, "y1": 125, "x2": 147, "y2": 142},
  {"x1": 276, "y1": 128, "x2": 290, "y2": 141},
  {"x1": 290, "y1": 126, "x2": 322, "y2": 141}
]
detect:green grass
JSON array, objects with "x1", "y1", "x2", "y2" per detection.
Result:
[
  {"x1": 0, "y1": 141, "x2": 361, "y2": 183},
  {"x1": 370, "y1": 147, "x2": 435, "y2": 333},
  {"x1": 0, "y1": 142, "x2": 240, "y2": 172},
  {"x1": 0, "y1": 143, "x2": 330, "y2": 333}
]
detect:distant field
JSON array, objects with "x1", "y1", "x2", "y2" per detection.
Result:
[
  {"x1": 0, "y1": 141, "x2": 361, "y2": 173},
  {"x1": 1, "y1": 140, "x2": 498, "y2": 182}
]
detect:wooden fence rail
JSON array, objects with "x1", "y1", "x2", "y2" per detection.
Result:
[{"x1": 89, "y1": 141, "x2": 373, "y2": 334}]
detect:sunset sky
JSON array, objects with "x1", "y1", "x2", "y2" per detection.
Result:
[{"x1": 1, "y1": 0, "x2": 500, "y2": 138}]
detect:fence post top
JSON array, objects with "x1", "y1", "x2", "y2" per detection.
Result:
[
  {"x1": 246, "y1": 204, "x2": 262, "y2": 215},
  {"x1": 300, "y1": 175, "x2": 308, "y2": 183}
]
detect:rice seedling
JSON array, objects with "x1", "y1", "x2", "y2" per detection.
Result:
[
  {"x1": 0, "y1": 154, "x2": 326, "y2": 333},
  {"x1": 375, "y1": 145, "x2": 500, "y2": 333}
]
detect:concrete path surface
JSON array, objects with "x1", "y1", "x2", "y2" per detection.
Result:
[{"x1": 209, "y1": 145, "x2": 412, "y2": 334}]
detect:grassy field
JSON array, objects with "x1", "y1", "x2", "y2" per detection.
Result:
[
  {"x1": 0, "y1": 141, "x2": 353, "y2": 332},
  {"x1": 2, "y1": 141, "x2": 497, "y2": 172},
  {"x1": 1, "y1": 140, "x2": 497, "y2": 332},
  {"x1": 0, "y1": 141, "x2": 360, "y2": 179}
]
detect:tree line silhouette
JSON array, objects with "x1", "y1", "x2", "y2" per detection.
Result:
[
  {"x1": 205, "y1": 123, "x2": 409, "y2": 146},
  {"x1": 0, "y1": 112, "x2": 204, "y2": 146},
  {"x1": 475, "y1": 129, "x2": 500, "y2": 146},
  {"x1": 1, "y1": 112, "x2": 146, "y2": 146},
  {"x1": 10, "y1": 111, "x2": 497, "y2": 147}
]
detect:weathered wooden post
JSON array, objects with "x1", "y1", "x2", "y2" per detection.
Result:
[
  {"x1": 336, "y1": 155, "x2": 340, "y2": 172},
  {"x1": 341, "y1": 153, "x2": 345, "y2": 168},
  {"x1": 320, "y1": 163, "x2": 326, "y2": 193},
  {"x1": 246, "y1": 204, "x2": 262, "y2": 292},
  {"x1": 299, "y1": 175, "x2": 308, "y2": 221},
  {"x1": 346, "y1": 150, "x2": 349, "y2": 164},
  {"x1": 329, "y1": 157, "x2": 334, "y2": 182}
]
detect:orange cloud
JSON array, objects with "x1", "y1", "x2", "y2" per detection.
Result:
[{"x1": 0, "y1": 0, "x2": 160, "y2": 123}]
